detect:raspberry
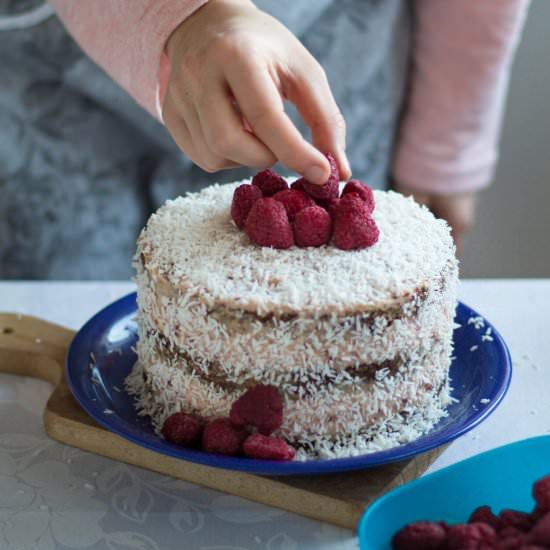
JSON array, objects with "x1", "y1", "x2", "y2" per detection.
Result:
[
  {"x1": 298, "y1": 153, "x2": 340, "y2": 200},
  {"x1": 446, "y1": 523, "x2": 496, "y2": 550},
  {"x1": 242, "y1": 433, "x2": 296, "y2": 461},
  {"x1": 520, "y1": 546, "x2": 548, "y2": 550},
  {"x1": 498, "y1": 532, "x2": 527, "y2": 550},
  {"x1": 230, "y1": 384, "x2": 283, "y2": 435},
  {"x1": 533, "y1": 476, "x2": 550, "y2": 511},
  {"x1": 272, "y1": 189, "x2": 314, "y2": 221},
  {"x1": 161, "y1": 412, "x2": 203, "y2": 446},
  {"x1": 529, "y1": 511, "x2": 550, "y2": 545},
  {"x1": 244, "y1": 198, "x2": 294, "y2": 249},
  {"x1": 469, "y1": 506, "x2": 502, "y2": 530},
  {"x1": 201, "y1": 418, "x2": 247, "y2": 455},
  {"x1": 499, "y1": 509, "x2": 534, "y2": 532},
  {"x1": 231, "y1": 184, "x2": 263, "y2": 229},
  {"x1": 391, "y1": 521, "x2": 446, "y2": 550},
  {"x1": 291, "y1": 177, "x2": 307, "y2": 193},
  {"x1": 532, "y1": 507, "x2": 547, "y2": 523},
  {"x1": 333, "y1": 193, "x2": 379, "y2": 250},
  {"x1": 326, "y1": 197, "x2": 341, "y2": 217},
  {"x1": 342, "y1": 179, "x2": 375, "y2": 214},
  {"x1": 252, "y1": 169, "x2": 288, "y2": 196},
  {"x1": 293, "y1": 205, "x2": 332, "y2": 247}
]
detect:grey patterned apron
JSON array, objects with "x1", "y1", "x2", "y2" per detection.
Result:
[{"x1": 0, "y1": 0, "x2": 411, "y2": 279}]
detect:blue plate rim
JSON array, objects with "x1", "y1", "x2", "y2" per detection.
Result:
[{"x1": 66, "y1": 292, "x2": 512, "y2": 476}]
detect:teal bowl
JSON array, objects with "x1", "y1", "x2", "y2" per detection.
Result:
[{"x1": 359, "y1": 435, "x2": 550, "y2": 549}]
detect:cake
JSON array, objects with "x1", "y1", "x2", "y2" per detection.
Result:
[{"x1": 126, "y1": 181, "x2": 458, "y2": 460}]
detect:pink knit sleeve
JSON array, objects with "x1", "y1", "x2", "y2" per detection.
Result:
[
  {"x1": 392, "y1": 1, "x2": 530, "y2": 195},
  {"x1": 49, "y1": 0, "x2": 208, "y2": 120}
]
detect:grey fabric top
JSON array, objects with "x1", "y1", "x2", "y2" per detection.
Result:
[{"x1": 0, "y1": 0, "x2": 411, "y2": 279}]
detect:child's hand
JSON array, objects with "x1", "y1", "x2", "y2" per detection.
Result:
[
  {"x1": 394, "y1": 184, "x2": 477, "y2": 256},
  {"x1": 163, "y1": 0, "x2": 350, "y2": 185}
]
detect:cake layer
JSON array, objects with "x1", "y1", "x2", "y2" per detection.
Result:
[{"x1": 137, "y1": 184, "x2": 456, "y2": 316}]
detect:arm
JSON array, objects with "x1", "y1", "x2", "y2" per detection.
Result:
[
  {"x1": 49, "y1": 0, "x2": 350, "y2": 183},
  {"x1": 392, "y1": 1, "x2": 530, "y2": 250},
  {"x1": 49, "y1": 0, "x2": 208, "y2": 119}
]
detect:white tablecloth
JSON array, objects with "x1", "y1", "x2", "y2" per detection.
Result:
[{"x1": 0, "y1": 280, "x2": 549, "y2": 550}]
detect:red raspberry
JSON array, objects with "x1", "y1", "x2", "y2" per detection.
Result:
[
  {"x1": 293, "y1": 205, "x2": 332, "y2": 247},
  {"x1": 230, "y1": 384, "x2": 283, "y2": 435},
  {"x1": 469, "y1": 506, "x2": 502, "y2": 530},
  {"x1": 498, "y1": 532, "x2": 527, "y2": 550},
  {"x1": 446, "y1": 523, "x2": 496, "y2": 550},
  {"x1": 391, "y1": 521, "x2": 446, "y2": 550},
  {"x1": 342, "y1": 179, "x2": 375, "y2": 214},
  {"x1": 244, "y1": 198, "x2": 294, "y2": 249},
  {"x1": 520, "y1": 546, "x2": 548, "y2": 550},
  {"x1": 272, "y1": 189, "x2": 314, "y2": 221},
  {"x1": 297, "y1": 153, "x2": 340, "y2": 200},
  {"x1": 532, "y1": 507, "x2": 547, "y2": 524},
  {"x1": 201, "y1": 418, "x2": 247, "y2": 455},
  {"x1": 252, "y1": 169, "x2": 288, "y2": 196},
  {"x1": 161, "y1": 412, "x2": 202, "y2": 446},
  {"x1": 529, "y1": 511, "x2": 550, "y2": 545},
  {"x1": 291, "y1": 177, "x2": 307, "y2": 193},
  {"x1": 533, "y1": 476, "x2": 550, "y2": 511},
  {"x1": 242, "y1": 433, "x2": 296, "y2": 461},
  {"x1": 333, "y1": 193, "x2": 379, "y2": 250},
  {"x1": 326, "y1": 197, "x2": 341, "y2": 217},
  {"x1": 499, "y1": 509, "x2": 534, "y2": 532},
  {"x1": 231, "y1": 184, "x2": 263, "y2": 229}
]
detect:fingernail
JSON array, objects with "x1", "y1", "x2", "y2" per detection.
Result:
[{"x1": 305, "y1": 165, "x2": 327, "y2": 185}]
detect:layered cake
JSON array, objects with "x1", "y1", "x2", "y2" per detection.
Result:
[{"x1": 127, "y1": 178, "x2": 458, "y2": 460}]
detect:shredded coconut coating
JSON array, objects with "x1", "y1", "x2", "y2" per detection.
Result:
[
  {"x1": 137, "y1": 182, "x2": 456, "y2": 316},
  {"x1": 128, "y1": 183, "x2": 459, "y2": 460}
]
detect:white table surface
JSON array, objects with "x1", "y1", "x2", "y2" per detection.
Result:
[{"x1": 0, "y1": 279, "x2": 549, "y2": 550}]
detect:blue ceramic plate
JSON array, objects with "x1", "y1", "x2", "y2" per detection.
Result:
[
  {"x1": 358, "y1": 435, "x2": 550, "y2": 549},
  {"x1": 66, "y1": 293, "x2": 512, "y2": 476}
]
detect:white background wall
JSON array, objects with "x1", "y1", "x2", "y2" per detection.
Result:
[{"x1": 460, "y1": 1, "x2": 550, "y2": 278}]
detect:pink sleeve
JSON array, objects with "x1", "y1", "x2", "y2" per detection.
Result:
[
  {"x1": 49, "y1": 0, "x2": 208, "y2": 120},
  {"x1": 392, "y1": 1, "x2": 530, "y2": 195}
]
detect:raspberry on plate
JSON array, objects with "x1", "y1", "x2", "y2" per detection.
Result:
[
  {"x1": 231, "y1": 184, "x2": 262, "y2": 229},
  {"x1": 333, "y1": 193, "x2": 379, "y2": 250},
  {"x1": 293, "y1": 205, "x2": 332, "y2": 247},
  {"x1": 201, "y1": 418, "x2": 248, "y2": 455},
  {"x1": 244, "y1": 197, "x2": 294, "y2": 249},
  {"x1": 242, "y1": 434, "x2": 295, "y2": 461},
  {"x1": 252, "y1": 169, "x2": 288, "y2": 196},
  {"x1": 161, "y1": 412, "x2": 202, "y2": 446},
  {"x1": 230, "y1": 384, "x2": 283, "y2": 435}
]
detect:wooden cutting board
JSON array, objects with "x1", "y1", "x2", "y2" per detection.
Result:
[{"x1": 0, "y1": 312, "x2": 448, "y2": 530}]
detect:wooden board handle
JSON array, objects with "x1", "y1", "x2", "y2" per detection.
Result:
[{"x1": 0, "y1": 313, "x2": 75, "y2": 385}]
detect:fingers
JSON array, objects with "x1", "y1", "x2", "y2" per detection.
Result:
[
  {"x1": 163, "y1": 93, "x2": 239, "y2": 172},
  {"x1": 195, "y1": 83, "x2": 277, "y2": 168},
  {"x1": 227, "y1": 62, "x2": 331, "y2": 185},
  {"x1": 284, "y1": 59, "x2": 351, "y2": 180}
]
